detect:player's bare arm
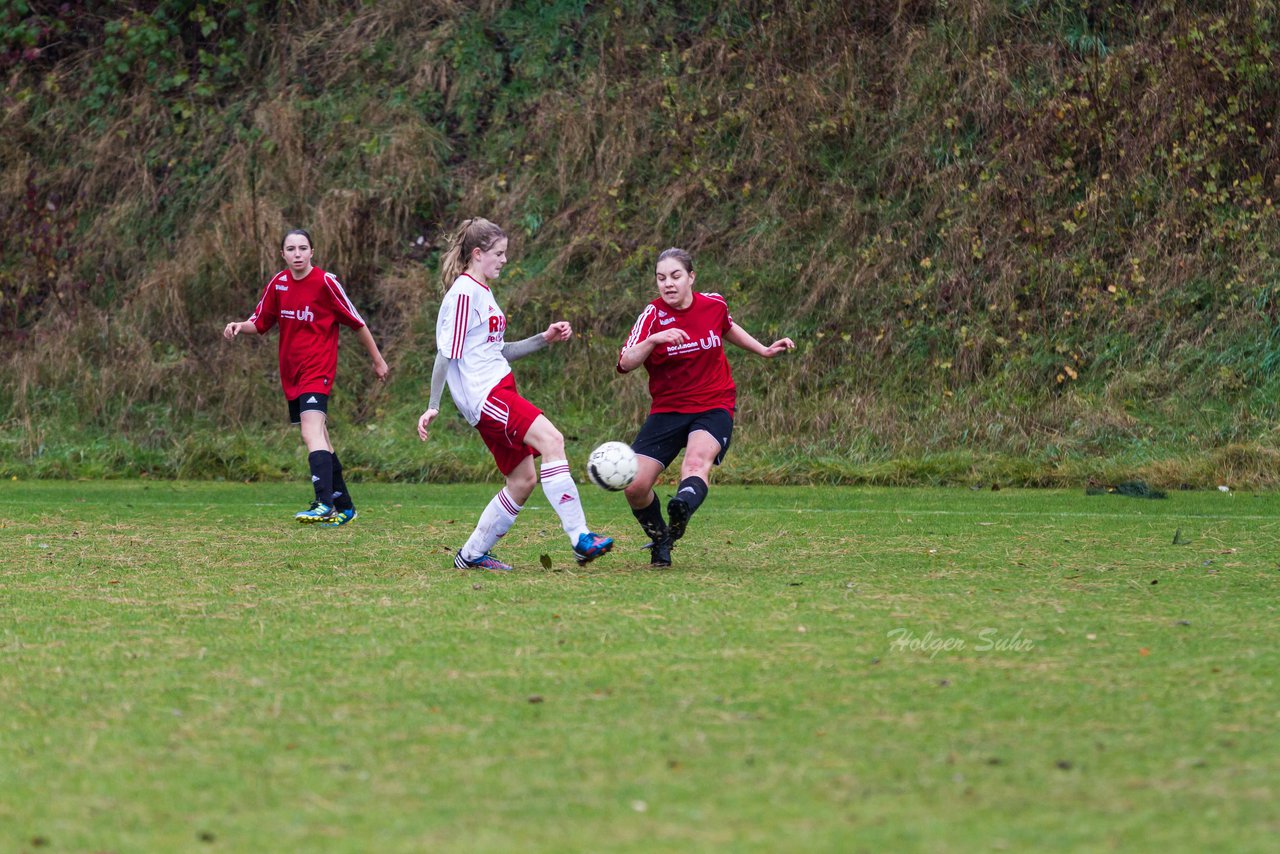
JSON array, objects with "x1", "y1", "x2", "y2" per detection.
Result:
[
  {"x1": 619, "y1": 328, "x2": 689, "y2": 372},
  {"x1": 417, "y1": 408, "x2": 439, "y2": 441},
  {"x1": 726, "y1": 323, "x2": 795, "y2": 358},
  {"x1": 543, "y1": 321, "x2": 572, "y2": 343},
  {"x1": 356, "y1": 326, "x2": 389, "y2": 381},
  {"x1": 223, "y1": 320, "x2": 259, "y2": 340}
]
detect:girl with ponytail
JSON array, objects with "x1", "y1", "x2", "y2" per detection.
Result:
[{"x1": 417, "y1": 218, "x2": 613, "y2": 571}]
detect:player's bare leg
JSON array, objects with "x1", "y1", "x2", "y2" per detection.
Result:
[
  {"x1": 523, "y1": 416, "x2": 613, "y2": 564},
  {"x1": 667, "y1": 431, "x2": 718, "y2": 542}
]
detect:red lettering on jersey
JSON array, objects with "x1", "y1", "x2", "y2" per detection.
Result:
[{"x1": 489, "y1": 315, "x2": 506, "y2": 334}]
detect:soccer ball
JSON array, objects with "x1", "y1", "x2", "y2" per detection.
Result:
[{"x1": 587, "y1": 441, "x2": 637, "y2": 491}]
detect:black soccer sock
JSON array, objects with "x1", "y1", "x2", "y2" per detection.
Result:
[
  {"x1": 631, "y1": 495, "x2": 668, "y2": 542},
  {"x1": 676, "y1": 476, "x2": 709, "y2": 516},
  {"x1": 330, "y1": 452, "x2": 354, "y2": 511},
  {"x1": 308, "y1": 450, "x2": 335, "y2": 506}
]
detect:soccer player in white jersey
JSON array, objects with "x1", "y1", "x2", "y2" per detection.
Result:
[{"x1": 417, "y1": 218, "x2": 613, "y2": 571}]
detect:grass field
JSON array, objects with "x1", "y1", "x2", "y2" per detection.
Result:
[{"x1": 2, "y1": 480, "x2": 1277, "y2": 852}]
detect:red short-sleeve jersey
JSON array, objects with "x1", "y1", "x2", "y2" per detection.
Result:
[
  {"x1": 249, "y1": 266, "x2": 366, "y2": 399},
  {"x1": 619, "y1": 292, "x2": 737, "y2": 414}
]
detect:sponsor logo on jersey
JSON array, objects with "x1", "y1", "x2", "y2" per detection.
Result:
[
  {"x1": 658, "y1": 316, "x2": 678, "y2": 326},
  {"x1": 488, "y1": 314, "x2": 506, "y2": 334},
  {"x1": 666, "y1": 329, "x2": 722, "y2": 355},
  {"x1": 279, "y1": 305, "x2": 315, "y2": 322},
  {"x1": 275, "y1": 284, "x2": 289, "y2": 291}
]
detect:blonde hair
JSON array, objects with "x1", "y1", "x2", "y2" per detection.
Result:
[{"x1": 440, "y1": 218, "x2": 506, "y2": 290}]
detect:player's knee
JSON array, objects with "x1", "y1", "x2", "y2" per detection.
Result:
[
  {"x1": 508, "y1": 470, "x2": 537, "y2": 501},
  {"x1": 623, "y1": 477, "x2": 651, "y2": 503},
  {"x1": 683, "y1": 459, "x2": 714, "y2": 479},
  {"x1": 526, "y1": 419, "x2": 565, "y2": 458},
  {"x1": 541, "y1": 433, "x2": 567, "y2": 459}
]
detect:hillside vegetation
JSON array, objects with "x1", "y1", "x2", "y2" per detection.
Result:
[{"x1": 3, "y1": 0, "x2": 1280, "y2": 486}]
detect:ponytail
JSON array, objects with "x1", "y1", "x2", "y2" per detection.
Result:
[{"x1": 440, "y1": 217, "x2": 507, "y2": 290}]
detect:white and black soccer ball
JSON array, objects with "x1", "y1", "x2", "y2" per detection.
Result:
[{"x1": 586, "y1": 441, "x2": 637, "y2": 491}]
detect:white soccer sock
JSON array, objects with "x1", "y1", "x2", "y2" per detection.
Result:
[
  {"x1": 460, "y1": 488, "x2": 523, "y2": 560},
  {"x1": 539, "y1": 459, "x2": 589, "y2": 544}
]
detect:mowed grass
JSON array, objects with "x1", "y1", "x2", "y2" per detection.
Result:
[{"x1": 1, "y1": 480, "x2": 1277, "y2": 853}]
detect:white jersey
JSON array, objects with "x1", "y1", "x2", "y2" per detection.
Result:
[{"x1": 437, "y1": 273, "x2": 512, "y2": 425}]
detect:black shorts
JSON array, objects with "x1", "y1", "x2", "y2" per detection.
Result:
[
  {"x1": 288, "y1": 392, "x2": 329, "y2": 425},
  {"x1": 632, "y1": 408, "x2": 734, "y2": 470}
]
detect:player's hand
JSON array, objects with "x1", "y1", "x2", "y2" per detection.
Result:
[
  {"x1": 373, "y1": 356, "x2": 390, "y2": 381},
  {"x1": 763, "y1": 338, "x2": 796, "y2": 358},
  {"x1": 417, "y1": 408, "x2": 439, "y2": 441},
  {"x1": 223, "y1": 321, "x2": 243, "y2": 340},
  {"x1": 650, "y1": 328, "x2": 689, "y2": 347},
  {"x1": 543, "y1": 321, "x2": 572, "y2": 343}
]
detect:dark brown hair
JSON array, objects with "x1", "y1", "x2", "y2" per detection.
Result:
[{"x1": 280, "y1": 228, "x2": 313, "y2": 251}]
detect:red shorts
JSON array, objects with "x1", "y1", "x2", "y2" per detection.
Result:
[{"x1": 476, "y1": 372, "x2": 543, "y2": 476}]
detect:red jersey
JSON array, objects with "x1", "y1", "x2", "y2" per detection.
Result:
[
  {"x1": 619, "y1": 292, "x2": 736, "y2": 414},
  {"x1": 249, "y1": 266, "x2": 366, "y2": 399}
]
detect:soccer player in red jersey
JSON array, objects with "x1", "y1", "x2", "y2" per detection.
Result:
[
  {"x1": 223, "y1": 229, "x2": 389, "y2": 525},
  {"x1": 417, "y1": 218, "x2": 613, "y2": 571},
  {"x1": 617, "y1": 247, "x2": 795, "y2": 566}
]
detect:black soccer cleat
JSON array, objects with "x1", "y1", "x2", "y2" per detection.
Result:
[
  {"x1": 648, "y1": 535, "x2": 673, "y2": 568},
  {"x1": 666, "y1": 497, "x2": 691, "y2": 542}
]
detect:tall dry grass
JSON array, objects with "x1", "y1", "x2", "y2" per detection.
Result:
[{"x1": 4, "y1": 1, "x2": 1280, "y2": 484}]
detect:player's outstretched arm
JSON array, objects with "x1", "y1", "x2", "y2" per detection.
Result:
[
  {"x1": 502, "y1": 333, "x2": 550, "y2": 362},
  {"x1": 542, "y1": 320, "x2": 572, "y2": 343},
  {"x1": 223, "y1": 320, "x2": 259, "y2": 340},
  {"x1": 502, "y1": 321, "x2": 572, "y2": 362},
  {"x1": 356, "y1": 326, "x2": 390, "y2": 381},
  {"x1": 725, "y1": 323, "x2": 795, "y2": 358}
]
